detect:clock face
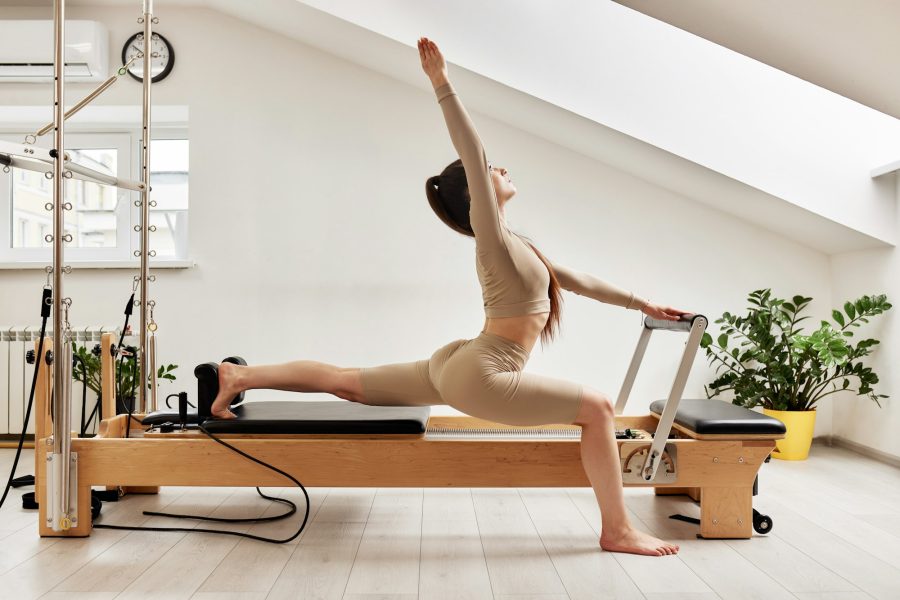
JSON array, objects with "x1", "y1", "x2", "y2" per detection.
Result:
[{"x1": 122, "y1": 32, "x2": 174, "y2": 83}]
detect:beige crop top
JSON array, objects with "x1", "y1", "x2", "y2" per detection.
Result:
[{"x1": 434, "y1": 81, "x2": 647, "y2": 318}]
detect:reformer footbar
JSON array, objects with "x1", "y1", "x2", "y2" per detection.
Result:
[{"x1": 615, "y1": 313, "x2": 707, "y2": 483}]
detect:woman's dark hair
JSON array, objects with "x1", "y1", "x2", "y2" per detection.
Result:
[{"x1": 426, "y1": 159, "x2": 563, "y2": 347}]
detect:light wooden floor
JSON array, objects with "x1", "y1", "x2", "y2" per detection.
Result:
[{"x1": 1, "y1": 443, "x2": 899, "y2": 600}]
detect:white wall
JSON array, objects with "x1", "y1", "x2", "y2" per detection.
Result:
[
  {"x1": 0, "y1": 5, "x2": 835, "y2": 437},
  {"x1": 831, "y1": 173, "x2": 899, "y2": 457}
]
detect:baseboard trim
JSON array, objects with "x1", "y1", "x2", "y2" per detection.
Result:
[{"x1": 828, "y1": 436, "x2": 900, "y2": 469}]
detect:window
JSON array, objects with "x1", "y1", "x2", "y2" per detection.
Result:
[
  {"x1": 0, "y1": 129, "x2": 189, "y2": 265},
  {"x1": 148, "y1": 138, "x2": 189, "y2": 259}
]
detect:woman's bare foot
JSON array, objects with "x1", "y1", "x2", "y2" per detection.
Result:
[
  {"x1": 599, "y1": 527, "x2": 680, "y2": 557},
  {"x1": 210, "y1": 361, "x2": 242, "y2": 419}
]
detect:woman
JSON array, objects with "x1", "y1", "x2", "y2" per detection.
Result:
[{"x1": 211, "y1": 37, "x2": 690, "y2": 556}]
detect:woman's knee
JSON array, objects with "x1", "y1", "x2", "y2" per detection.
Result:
[
  {"x1": 335, "y1": 367, "x2": 366, "y2": 403},
  {"x1": 573, "y1": 387, "x2": 614, "y2": 426}
]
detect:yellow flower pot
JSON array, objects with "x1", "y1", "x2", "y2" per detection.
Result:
[{"x1": 763, "y1": 409, "x2": 816, "y2": 460}]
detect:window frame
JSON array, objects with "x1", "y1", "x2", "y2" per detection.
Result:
[
  {"x1": 0, "y1": 127, "x2": 189, "y2": 266},
  {"x1": 132, "y1": 129, "x2": 189, "y2": 262}
]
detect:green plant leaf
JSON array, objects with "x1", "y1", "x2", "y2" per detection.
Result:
[{"x1": 832, "y1": 310, "x2": 845, "y2": 327}]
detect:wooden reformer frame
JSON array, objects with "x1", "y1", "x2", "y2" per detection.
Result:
[{"x1": 33, "y1": 316, "x2": 782, "y2": 541}]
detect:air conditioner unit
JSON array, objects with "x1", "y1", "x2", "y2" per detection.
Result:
[{"x1": 0, "y1": 20, "x2": 109, "y2": 83}]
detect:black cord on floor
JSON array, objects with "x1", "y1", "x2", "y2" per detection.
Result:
[{"x1": 93, "y1": 420, "x2": 311, "y2": 544}]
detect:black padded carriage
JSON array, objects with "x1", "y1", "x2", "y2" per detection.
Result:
[
  {"x1": 649, "y1": 398, "x2": 786, "y2": 436},
  {"x1": 143, "y1": 401, "x2": 430, "y2": 435}
]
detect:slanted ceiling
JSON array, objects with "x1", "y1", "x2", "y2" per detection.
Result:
[{"x1": 13, "y1": 0, "x2": 900, "y2": 254}]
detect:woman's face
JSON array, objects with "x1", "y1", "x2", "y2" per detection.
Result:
[{"x1": 488, "y1": 162, "x2": 516, "y2": 204}]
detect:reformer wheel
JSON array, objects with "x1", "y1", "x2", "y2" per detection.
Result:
[
  {"x1": 91, "y1": 494, "x2": 103, "y2": 520},
  {"x1": 752, "y1": 509, "x2": 772, "y2": 534}
]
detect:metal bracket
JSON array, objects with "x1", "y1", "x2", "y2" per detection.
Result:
[
  {"x1": 45, "y1": 452, "x2": 78, "y2": 531},
  {"x1": 620, "y1": 442, "x2": 677, "y2": 484}
]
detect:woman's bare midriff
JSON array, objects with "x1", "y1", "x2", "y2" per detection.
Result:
[{"x1": 482, "y1": 311, "x2": 550, "y2": 354}]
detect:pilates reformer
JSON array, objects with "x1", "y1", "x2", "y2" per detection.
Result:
[
  {"x1": 30, "y1": 312, "x2": 785, "y2": 541},
  {"x1": 20, "y1": 0, "x2": 784, "y2": 543}
]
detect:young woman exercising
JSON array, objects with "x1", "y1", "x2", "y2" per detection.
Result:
[{"x1": 210, "y1": 37, "x2": 691, "y2": 556}]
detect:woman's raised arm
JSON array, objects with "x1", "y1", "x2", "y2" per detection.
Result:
[{"x1": 419, "y1": 37, "x2": 505, "y2": 249}]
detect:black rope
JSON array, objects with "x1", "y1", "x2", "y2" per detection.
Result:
[
  {"x1": 93, "y1": 421, "x2": 310, "y2": 544},
  {"x1": 165, "y1": 393, "x2": 195, "y2": 409},
  {"x1": 0, "y1": 288, "x2": 51, "y2": 509},
  {"x1": 74, "y1": 353, "x2": 89, "y2": 437}
]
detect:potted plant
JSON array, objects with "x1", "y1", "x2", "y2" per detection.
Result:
[
  {"x1": 699, "y1": 289, "x2": 891, "y2": 460},
  {"x1": 72, "y1": 342, "x2": 177, "y2": 424}
]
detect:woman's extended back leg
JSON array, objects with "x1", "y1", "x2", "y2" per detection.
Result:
[{"x1": 210, "y1": 359, "x2": 363, "y2": 417}]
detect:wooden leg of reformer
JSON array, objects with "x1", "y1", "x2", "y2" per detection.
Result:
[
  {"x1": 99, "y1": 333, "x2": 159, "y2": 496},
  {"x1": 35, "y1": 445, "x2": 92, "y2": 537},
  {"x1": 699, "y1": 486, "x2": 752, "y2": 538}
]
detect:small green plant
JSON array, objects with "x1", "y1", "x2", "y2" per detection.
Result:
[
  {"x1": 700, "y1": 289, "x2": 891, "y2": 411},
  {"x1": 71, "y1": 341, "x2": 177, "y2": 404}
]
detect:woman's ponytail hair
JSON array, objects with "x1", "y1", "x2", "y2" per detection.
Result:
[{"x1": 425, "y1": 160, "x2": 473, "y2": 237}]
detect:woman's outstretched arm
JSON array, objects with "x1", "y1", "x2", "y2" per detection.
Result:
[
  {"x1": 552, "y1": 261, "x2": 691, "y2": 321},
  {"x1": 550, "y1": 261, "x2": 648, "y2": 310},
  {"x1": 418, "y1": 37, "x2": 505, "y2": 250}
]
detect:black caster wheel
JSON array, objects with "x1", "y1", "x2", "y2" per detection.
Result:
[
  {"x1": 91, "y1": 494, "x2": 103, "y2": 521},
  {"x1": 752, "y1": 509, "x2": 773, "y2": 534}
]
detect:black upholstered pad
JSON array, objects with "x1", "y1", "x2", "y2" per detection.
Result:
[
  {"x1": 197, "y1": 400, "x2": 431, "y2": 435},
  {"x1": 649, "y1": 399, "x2": 786, "y2": 435}
]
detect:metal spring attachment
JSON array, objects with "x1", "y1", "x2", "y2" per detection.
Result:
[{"x1": 425, "y1": 426, "x2": 581, "y2": 440}]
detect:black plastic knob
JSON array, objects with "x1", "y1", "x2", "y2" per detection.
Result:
[{"x1": 25, "y1": 350, "x2": 35, "y2": 364}]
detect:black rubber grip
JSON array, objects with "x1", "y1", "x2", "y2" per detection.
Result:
[{"x1": 643, "y1": 313, "x2": 705, "y2": 332}]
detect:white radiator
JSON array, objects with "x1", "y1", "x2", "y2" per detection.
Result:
[{"x1": 1, "y1": 325, "x2": 117, "y2": 436}]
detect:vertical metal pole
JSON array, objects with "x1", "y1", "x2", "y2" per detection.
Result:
[
  {"x1": 139, "y1": 0, "x2": 154, "y2": 414},
  {"x1": 51, "y1": 0, "x2": 71, "y2": 530}
]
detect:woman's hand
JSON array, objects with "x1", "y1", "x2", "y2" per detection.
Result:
[
  {"x1": 418, "y1": 37, "x2": 448, "y2": 85},
  {"x1": 641, "y1": 301, "x2": 693, "y2": 322}
]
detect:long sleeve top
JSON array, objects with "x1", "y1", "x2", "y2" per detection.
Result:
[{"x1": 434, "y1": 81, "x2": 646, "y2": 315}]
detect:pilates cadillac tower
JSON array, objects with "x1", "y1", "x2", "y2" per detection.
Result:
[{"x1": 36, "y1": 0, "x2": 160, "y2": 533}]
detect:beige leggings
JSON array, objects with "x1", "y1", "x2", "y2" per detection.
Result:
[{"x1": 359, "y1": 331, "x2": 584, "y2": 426}]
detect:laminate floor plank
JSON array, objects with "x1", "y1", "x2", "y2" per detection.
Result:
[
  {"x1": 113, "y1": 487, "x2": 265, "y2": 600},
  {"x1": 471, "y1": 488, "x2": 568, "y2": 596},
  {"x1": 197, "y1": 487, "x2": 330, "y2": 594},
  {"x1": 343, "y1": 489, "x2": 423, "y2": 597},
  {"x1": 266, "y1": 488, "x2": 376, "y2": 600},
  {"x1": 758, "y1": 497, "x2": 900, "y2": 600}
]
